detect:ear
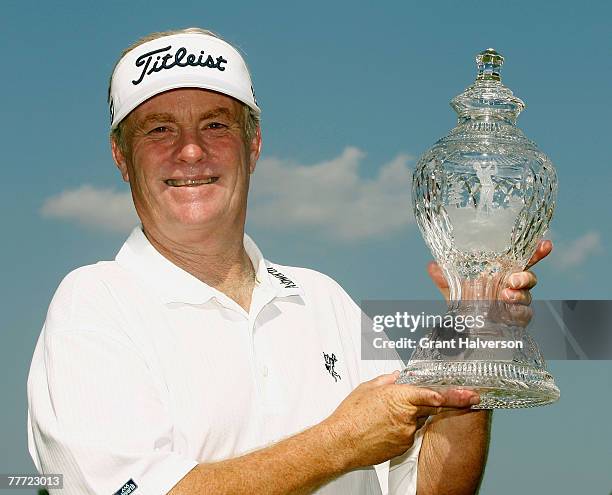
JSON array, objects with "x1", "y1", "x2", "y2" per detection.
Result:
[
  {"x1": 248, "y1": 126, "x2": 262, "y2": 174},
  {"x1": 111, "y1": 137, "x2": 130, "y2": 182}
]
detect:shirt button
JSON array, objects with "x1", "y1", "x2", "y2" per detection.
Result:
[{"x1": 262, "y1": 365, "x2": 269, "y2": 377}]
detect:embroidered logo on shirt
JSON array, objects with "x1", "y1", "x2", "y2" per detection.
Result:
[
  {"x1": 113, "y1": 479, "x2": 138, "y2": 495},
  {"x1": 267, "y1": 267, "x2": 298, "y2": 289},
  {"x1": 323, "y1": 352, "x2": 341, "y2": 382}
]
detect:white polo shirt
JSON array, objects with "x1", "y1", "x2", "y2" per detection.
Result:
[{"x1": 27, "y1": 227, "x2": 423, "y2": 495}]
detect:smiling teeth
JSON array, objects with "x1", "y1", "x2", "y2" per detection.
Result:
[{"x1": 166, "y1": 178, "x2": 218, "y2": 186}]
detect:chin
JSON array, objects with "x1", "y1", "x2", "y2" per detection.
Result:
[
  {"x1": 167, "y1": 209, "x2": 224, "y2": 228},
  {"x1": 165, "y1": 201, "x2": 216, "y2": 221},
  {"x1": 170, "y1": 215, "x2": 216, "y2": 227}
]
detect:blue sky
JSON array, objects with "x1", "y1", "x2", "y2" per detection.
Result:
[{"x1": 1, "y1": 1, "x2": 610, "y2": 493}]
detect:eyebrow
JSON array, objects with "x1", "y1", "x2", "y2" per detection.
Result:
[
  {"x1": 199, "y1": 107, "x2": 234, "y2": 120},
  {"x1": 139, "y1": 107, "x2": 234, "y2": 126},
  {"x1": 138, "y1": 113, "x2": 177, "y2": 126}
]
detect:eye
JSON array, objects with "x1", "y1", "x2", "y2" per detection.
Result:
[
  {"x1": 149, "y1": 126, "x2": 169, "y2": 134},
  {"x1": 207, "y1": 122, "x2": 228, "y2": 130}
]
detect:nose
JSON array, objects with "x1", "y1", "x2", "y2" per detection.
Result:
[{"x1": 175, "y1": 128, "x2": 205, "y2": 164}]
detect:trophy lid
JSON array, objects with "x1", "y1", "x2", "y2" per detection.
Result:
[{"x1": 451, "y1": 49, "x2": 525, "y2": 124}]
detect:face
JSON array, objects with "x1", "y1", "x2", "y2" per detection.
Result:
[{"x1": 111, "y1": 88, "x2": 261, "y2": 240}]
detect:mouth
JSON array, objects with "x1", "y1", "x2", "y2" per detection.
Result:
[{"x1": 165, "y1": 177, "x2": 219, "y2": 187}]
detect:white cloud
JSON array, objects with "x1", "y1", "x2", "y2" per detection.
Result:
[
  {"x1": 40, "y1": 148, "x2": 416, "y2": 241},
  {"x1": 40, "y1": 185, "x2": 138, "y2": 233},
  {"x1": 249, "y1": 147, "x2": 415, "y2": 241},
  {"x1": 553, "y1": 231, "x2": 603, "y2": 268}
]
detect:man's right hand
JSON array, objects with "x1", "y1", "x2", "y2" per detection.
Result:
[
  {"x1": 170, "y1": 372, "x2": 480, "y2": 495},
  {"x1": 321, "y1": 371, "x2": 480, "y2": 471}
]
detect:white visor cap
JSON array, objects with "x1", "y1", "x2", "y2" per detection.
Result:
[{"x1": 109, "y1": 33, "x2": 260, "y2": 129}]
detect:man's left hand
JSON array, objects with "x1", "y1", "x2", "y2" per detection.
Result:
[{"x1": 426, "y1": 240, "x2": 553, "y2": 304}]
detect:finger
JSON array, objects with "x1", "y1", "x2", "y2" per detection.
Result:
[
  {"x1": 508, "y1": 271, "x2": 537, "y2": 290},
  {"x1": 371, "y1": 371, "x2": 401, "y2": 387},
  {"x1": 427, "y1": 261, "x2": 450, "y2": 301},
  {"x1": 427, "y1": 261, "x2": 449, "y2": 289},
  {"x1": 397, "y1": 385, "x2": 444, "y2": 407},
  {"x1": 502, "y1": 288, "x2": 532, "y2": 306},
  {"x1": 435, "y1": 387, "x2": 481, "y2": 408},
  {"x1": 400, "y1": 386, "x2": 478, "y2": 409},
  {"x1": 526, "y1": 240, "x2": 553, "y2": 269},
  {"x1": 505, "y1": 303, "x2": 534, "y2": 327}
]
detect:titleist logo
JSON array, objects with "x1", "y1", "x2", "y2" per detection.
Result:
[{"x1": 132, "y1": 45, "x2": 228, "y2": 85}]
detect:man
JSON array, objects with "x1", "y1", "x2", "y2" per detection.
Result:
[{"x1": 27, "y1": 28, "x2": 550, "y2": 495}]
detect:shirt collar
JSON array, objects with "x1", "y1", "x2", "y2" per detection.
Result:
[{"x1": 115, "y1": 226, "x2": 303, "y2": 304}]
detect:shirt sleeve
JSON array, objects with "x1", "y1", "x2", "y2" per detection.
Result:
[
  {"x1": 387, "y1": 422, "x2": 427, "y2": 495},
  {"x1": 27, "y1": 270, "x2": 198, "y2": 495},
  {"x1": 329, "y1": 277, "x2": 424, "y2": 495}
]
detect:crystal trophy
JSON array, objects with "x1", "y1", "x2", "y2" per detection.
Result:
[{"x1": 397, "y1": 49, "x2": 560, "y2": 408}]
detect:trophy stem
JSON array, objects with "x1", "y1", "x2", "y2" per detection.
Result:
[{"x1": 443, "y1": 264, "x2": 516, "y2": 308}]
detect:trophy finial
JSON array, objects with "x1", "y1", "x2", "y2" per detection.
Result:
[{"x1": 476, "y1": 48, "x2": 504, "y2": 81}]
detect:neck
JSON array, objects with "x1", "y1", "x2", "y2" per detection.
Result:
[{"x1": 142, "y1": 222, "x2": 256, "y2": 311}]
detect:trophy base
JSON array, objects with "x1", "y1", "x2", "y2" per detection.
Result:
[{"x1": 397, "y1": 360, "x2": 560, "y2": 409}]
